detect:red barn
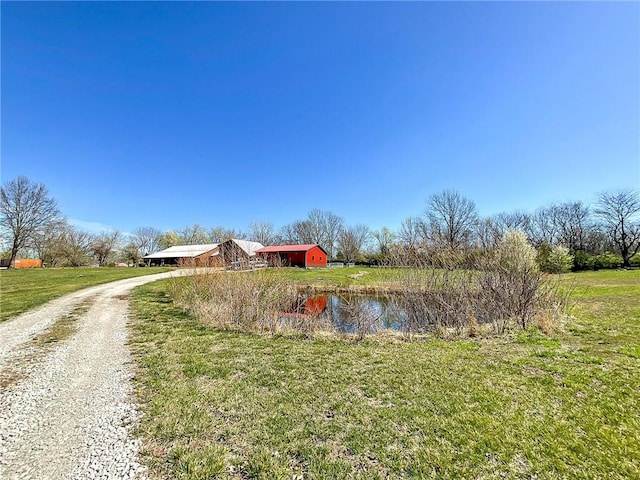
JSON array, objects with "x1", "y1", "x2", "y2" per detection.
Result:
[{"x1": 256, "y1": 244, "x2": 328, "y2": 268}]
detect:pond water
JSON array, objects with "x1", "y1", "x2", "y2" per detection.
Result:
[{"x1": 283, "y1": 294, "x2": 407, "y2": 334}]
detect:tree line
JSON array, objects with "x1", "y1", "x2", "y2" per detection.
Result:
[{"x1": 2, "y1": 176, "x2": 639, "y2": 270}]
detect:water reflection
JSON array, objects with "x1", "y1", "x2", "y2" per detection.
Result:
[{"x1": 286, "y1": 294, "x2": 406, "y2": 334}]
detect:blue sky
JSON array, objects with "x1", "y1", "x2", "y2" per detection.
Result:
[{"x1": 2, "y1": 2, "x2": 639, "y2": 235}]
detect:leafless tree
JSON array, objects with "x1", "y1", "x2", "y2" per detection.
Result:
[
  {"x1": 178, "y1": 224, "x2": 209, "y2": 244},
  {"x1": 1, "y1": 176, "x2": 62, "y2": 268},
  {"x1": 552, "y1": 202, "x2": 591, "y2": 252},
  {"x1": 281, "y1": 209, "x2": 344, "y2": 258},
  {"x1": 306, "y1": 209, "x2": 329, "y2": 245},
  {"x1": 90, "y1": 231, "x2": 121, "y2": 266},
  {"x1": 133, "y1": 226, "x2": 162, "y2": 256},
  {"x1": 595, "y1": 189, "x2": 640, "y2": 267},
  {"x1": 31, "y1": 218, "x2": 70, "y2": 265},
  {"x1": 315, "y1": 209, "x2": 344, "y2": 259},
  {"x1": 249, "y1": 220, "x2": 279, "y2": 246},
  {"x1": 278, "y1": 223, "x2": 299, "y2": 244},
  {"x1": 477, "y1": 211, "x2": 532, "y2": 249},
  {"x1": 207, "y1": 226, "x2": 245, "y2": 243},
  {"x1": 281, "y1": 220, "x2": 316, "y2": 245},
  {"x1": 372, "y1": 226, "x2": 396, "y2": 257},
  {"x1": 49, "y1": 227, "x2": 93, "y2": 267},
  {"x1": 397, "y1": 216, "x2": 427, "y2": 250},
  {"x1": 425, "y1": 190, "x2": 478, "y2": 252},
  {"x1": 528, "y1": 206, "x2": 560, "y2": 247},
  {"x1": 337, "y1": 224, "x2": 371, "y2": 263}
]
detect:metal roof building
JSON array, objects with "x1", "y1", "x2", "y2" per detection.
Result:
[
  {"x1": 143, "y1": 244, "x2": 220, "y2": 266},
  {"x1": 218, "y1": 238, "x2": 265, "y2": 269},
  {"x1": 256, "y1": 244, "x2": 327, "y2": 268}
]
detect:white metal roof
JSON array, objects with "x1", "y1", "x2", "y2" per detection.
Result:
[
  {"x1": 227, "y1": 239, "x2": 264, "y2": 257},
  {"x1": 143, "y1": 244, "x2": 219, "y2": 259}
]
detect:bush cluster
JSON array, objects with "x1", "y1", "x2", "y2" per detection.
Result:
[{"x1": 571, "y1": 251, "x2": 624, "y2": 271}]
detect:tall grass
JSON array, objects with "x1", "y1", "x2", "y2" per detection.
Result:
[{"x1": 169, "y1": 270, "x2": 319, "y2": 335}]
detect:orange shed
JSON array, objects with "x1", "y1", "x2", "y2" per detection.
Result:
[{"x1": 13, "y1": 258, "x2": 43, "y2": 269}]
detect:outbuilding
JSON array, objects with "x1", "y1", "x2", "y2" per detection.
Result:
[
  {"x1": 218, "y1": 238, "x2": 265, "y2": 269},
  {"x1": 256, "y1": 244, "x2": 328, "y2": 268},
  {"x1": 0, "y1": 258, "x2": 43, "y2": 269},
  {"x1": 143, "y1": 244, "x2": 220, "y2": 267}
]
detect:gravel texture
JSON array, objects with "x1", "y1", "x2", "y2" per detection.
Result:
[{"x1": 0, "y1": 270, "x2": 194, "y2": 480}]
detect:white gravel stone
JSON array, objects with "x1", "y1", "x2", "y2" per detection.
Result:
[{"x1": 0, "y1": 270, "x2": 200, "y2": 479}]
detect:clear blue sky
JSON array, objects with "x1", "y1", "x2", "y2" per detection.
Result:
[{"x1": 2, "y1": 2, "x2": 639, "y2": 235}]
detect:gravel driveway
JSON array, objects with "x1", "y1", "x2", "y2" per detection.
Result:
[{"x1": 0, "y1": 270, "x2": 195, "y2": 479}]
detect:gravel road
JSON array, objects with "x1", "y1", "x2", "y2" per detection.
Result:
[{"x1": 0, "y1": 270, "x2": 195, "y2": 480}]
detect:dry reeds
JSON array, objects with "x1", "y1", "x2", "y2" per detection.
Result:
[{"x1": 169, "y1": 270, "x2": 300, "y2": 334}]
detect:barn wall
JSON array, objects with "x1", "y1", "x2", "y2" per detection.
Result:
[{"x1": 305, "y1": 246, "x2": 327, "y2": 268}]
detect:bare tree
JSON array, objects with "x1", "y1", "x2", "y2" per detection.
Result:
[
  {"x1": 133, "y1": 226, "x2": 162, "y2": 256},
  {"x1": 553, "y1": 202, "x2": 591, "y2": 252},
  {"x1": 249, "y1": 220, "x2": 279, "y2": 246},
  {"x1": 49, "y1": 227, "x2": 93, "y2": 267},
  {"x1": 397, "y1": 216, "x2": 427, "y2": 250},
  {"x1": 425, "y1": 190, "x2": 478, "y2": 252},
  {"x1": 337, "y1": 224, "x2": 371, "y2": 263},
  {"x1": 595, "y1": 189, "x2": 640, "y2": 267},
  {"x1": 305, "y1": 209, "x2": 328, "y2": 245},
  {"x1": 316, "y1": 210, "x2": 344, "y2": 259},
  {"x1": 372, "y1": 226, "x2": 396, "y2": 257},
  {"x1": 178, "y1": 224, "x2": 209, "y2": 244},
  {"x1": 90, "y1": 231, "x2": 121, "y2": 266},
  {"x1": 279, "y1": 223, "x2": 299, "y2": 244},
  {"x1": 477, "y1": 211, "x2": 532, "y2": 249},
  {"x1": 1, "y1": 176, "x2": 62, "y2": 268},
  {"x1": 31, "y1": 218, "x2": 70, "y2": 265},
  {"x1": 207, "y1": 226, "x2": 246, "y2": 243},
  {"x1": 280, "y1": 210, "x2": 343, "y2": 258},
  {"x1": 283, "y1": 220, "x2": 316, "y2": 244}
]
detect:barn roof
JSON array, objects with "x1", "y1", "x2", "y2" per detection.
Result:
[
  {"x1": 143, "y1": 244, "x2": 219, "y2": 259},
  {"x1": 256, "y1": 244, "x2": 327, "y2": 255},
  {"x1": 223, "y1": 238, "x2": 265, "y2": 257}
]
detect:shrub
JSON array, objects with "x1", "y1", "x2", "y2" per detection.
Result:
[
  {"x1": 629, "y1": 253, "x2": 640, "y2": 267},
  {"x1": 546, "y1": 245, "x2": 573, "y2": 274},
  {"x1": 572, "y1": 250, "x2": 594, "y2": 271},
  {"x1": 478, "y1": 230, "x2": 542, "y2": 332},
  {"x1": 537, "y1": 243, "x2": 573, "y2": 273},
  {"x1": 592, "y1": 252, "x2": 623, "y2": 270}
]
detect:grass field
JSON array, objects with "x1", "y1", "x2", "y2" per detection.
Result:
[
  {"x1": 272, "y1": 266, "x2": 403, "y2": 287},
  {"x1": 0, "y1": 267, "x2": 171, "y2": 321},
  {"x1": 130, "y1": 269, "x2": 640, "y2": 479}
]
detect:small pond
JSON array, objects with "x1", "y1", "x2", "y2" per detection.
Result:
[{"x1": 282, "y1": 294, "x2": 407, "y2": 334}]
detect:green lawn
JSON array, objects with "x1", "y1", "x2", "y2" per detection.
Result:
[
  {"x1": 271, "y1": 266, "x2": 403, "y2": 287},
  {"x1": 130, "y1": 269, "x2": 640, "y2": 479},
  {"x1": 0, "y1": 267, "x2": 171, "y2": 321}
]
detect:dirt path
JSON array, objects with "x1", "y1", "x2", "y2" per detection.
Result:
[{"x1": 0, "y1": 270, "x2": 199, "y2": 479}]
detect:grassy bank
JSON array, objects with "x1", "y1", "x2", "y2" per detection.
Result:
[
  {"x1": 0, "y1": 267, "x2": 171, "y2": 321},
  {"x1": 130, "y1": 270, "x2": 640, "y2": 479}
]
